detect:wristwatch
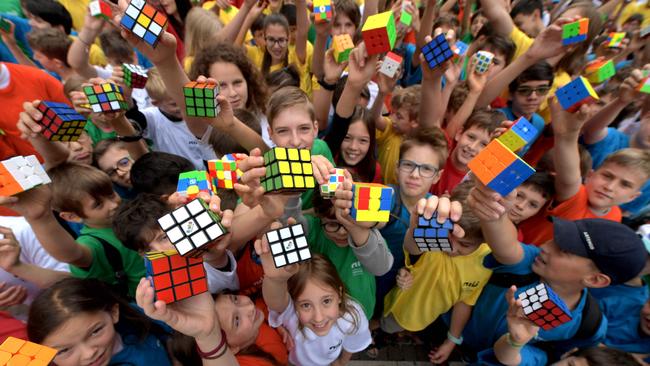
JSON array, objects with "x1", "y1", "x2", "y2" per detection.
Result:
[
  {"x1": 318, "y1": 77, "x2": 337, "y2": 91},
  {"x1": 116, "y1": 120, "x2": 144, "y2": 142}
]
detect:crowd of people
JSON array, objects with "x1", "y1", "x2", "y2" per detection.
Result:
[{"x1": 0, "y1": 0, "x2": 649, "y2": 364}]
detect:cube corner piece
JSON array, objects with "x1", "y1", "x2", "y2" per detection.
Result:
[
  {"x1": 144, "y1": 250, "x2": 208, "y2": 303},
  {"x1": 266, "y1": 223, "x2": 311, "y2": 268}
]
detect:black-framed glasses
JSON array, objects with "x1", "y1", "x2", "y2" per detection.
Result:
[
  {"x1": 515, "y1": 86, "x2": 551, "y2": 97},
  {"x1": 105, "y1": 156, "x2": 133, "y2": 178},
  {"x1": 398, "y1": 159, "x2": 440, "y2": 178},
  {"x1": 321, "y1": 221, "x2": 346, "y2": 233},
  {"x1": 265, "y1": 37, "x2": 288, "y2": 46}
]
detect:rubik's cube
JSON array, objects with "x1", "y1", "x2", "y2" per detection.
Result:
[
  {"x1": 468, "y1": 139, "x2": 535, "y2": 197},
  {"x1": 422, "y1": 34, "x2": 453, "y2": 69},
  {"x1": 207, "y1": 159, "x2": 238, "y2": 189},
  {"x1": 518, "y1": 283, "x2": 572, "y2": 331},
  {"x1": 413, "y1": 213, "x2": 454, "y2": 252},
  {"x1": 0, "y1": 16, "x2": 11, "y2": 33},
  {"x1": 177, "y1": 170, "x2": 214, "y2": 199},
  {"x1": 83, "y1": 83, "x2": 128, "y2": 113},
  {"x1": 451, "y1": 40, "x2": 468, "y2": 60},
  {"x1": 361, "y1": 11, "x2": 397, "y2": 55},
  {"x1": 261, "y1": 147, "x2": 315, "y2": 193},
  {"x1": 89, "y1": 0, "x2": 112, "y2": 20},
  {"x1": 584, "y1": 59, "x2": 615, "y2": 84},
  {"x1": 184, "y1": 81, "x2": 220, "y2": 118},
  {"x1": 157, "y1": 198, "x2": 227, "y2": 257},
  {"x1": 0, "y1": 155, "x2": 51, "y2": 196},
  {"x1": 122, "y1": 63, "x2": 148, "y2": 89},
  {"x1": 351, "y1": 183, "x2": 393, "y2": 222},
  {"x1": 637, "y1": 70, "x2": 650, "y2": 94},
  {"x1": 555, "y1": 76, "x2": 599, "y2": 113},
  {"x1": 379, "y1": 51, "x2": 403, "y2": 78},
  {"x1": 144, "y1": 250, "x2": 208, "y2": 303},
  {"x1": 266, "y1": 223, "x2": 311, "y2": 268},
  {"x1": 607, "y1": 32, "x2": 626, "y2": 48},
  {"x1": 561, "y1": 18, "x2": 589, "y2": 46},
  {"x1": 120, "y1": 0, "x2": 168, "y2": 48},
  {"x1": 0, "y1": 337, "x2": 57, "y2": 366},
  {"x1": 35, "y1": 101, "x2": 87, "y2": 141},
  {"x1": 497, "y1": 116, "x2": 538, "y2": 152},
  {"x1": 313, "y1": 0, "x2": 332, "y2": 23},
  {"x1": 400, "y1": 0, "x2": 412, "y2": 26},
  {"x1": 320, "y1": 168, "x2": 345, "y2": 198},
  {"x1": 332, "y1": 34, "x2": 354, "y2": 63},
  {"x1": 473, "y1": 50, "x2": 494, "y2": 74}
]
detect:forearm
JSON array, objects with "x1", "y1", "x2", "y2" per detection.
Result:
[
  {"x1": 479, "y1": 0, "x2": 513, "y2": 36},
  {"x1": 229, "y1": 205, "x2": 276, "y2": 253},
  {"x1": 581, "y1": 97, "x2": 627, "y2": 144},
  {"x1": 68, "y1": 30, "x2": 100, "y2": 79},
  {"x1": 448, "y1": 302, "x2": 472, "y2": 339},
  {"x1": 8, "y1": 263, "x2": 70, "y2": 288},
  {"x1": 419, "y1": 74, "x2": 444, "y2": 128},
  {"x1": 349, "y1": 229, "x2": 394, "y2": 276},
  {"x1": 220, "y1": 3, "x2": 252, "y2": 44},
  {"x1": 110, "y1": 115, "x2": 148, "y2": 160},
  {"x1": 553, "y1": 131, "x2": 582, "y2": 201},
  {"x1": 313, "y1": 86, "x2": 334, "y2": 131},
  {"x1": 446, "y1": 90, "x2": 480, "y2": 137},
  {"x1": 361, "y1": 0, "x2": 379, "y2": 26},
  {"x1": 262, "y1": 277, "x2": 290, "y2": 313},
  {"x1": 26, "y1": 214, "x2": 92, "y2": 268},
  {"x1": 477, "y1": 54, "x2": 535, "y2": 108},
  {"x1": 295, "y1": 0, "x2": 308, "y2": 63},
  {"x1": 480, "y1": 216, "x2": 522, "y2": 265},
  {"x1": 27, "y1": 138, "x2": 70, "y2": 170},
  {"x1": 5, "y1": 41, "x2": 36, "y2": 67},
  {"x1": 195, "y1": 329, "x2": 239, "y2": 366},
  {"x1": 370, "y1": 90, "x2": 388, "y2": 130},
  {"x1": 215, "y1": 117, "x2": 269, "y2": 152},
  {"x1": 234, "y1": 13, "x2": 256, "y2": 45},
  {"x1": 337, "y1": 81, "x2": 365, "y2": 118},
  {"x1": 494, "y1": 333, "x2": 523, "y2": 366},
  {"x1": 417, "y1": 2, "x2": 437, "y2": 48},
  {"x1": 311, "y1": 34, "x2": 328, "y2": 79},
  {"x1": 439, "y1": 0, "x2": 457, "y2": 15},
  {"x1": 334, "y1": 350, "x2": 353, "y2": 366}
]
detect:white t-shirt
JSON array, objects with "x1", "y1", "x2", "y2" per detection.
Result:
[
  {"x1": 140, "y1": 107, "x2": 217, "y2": 170},
  {"x1": 204, "y1": 250, "x2": 239, "y2": 293},
  {"x1": 269, "y1": 298, "x2": 371, "y2": 365}
]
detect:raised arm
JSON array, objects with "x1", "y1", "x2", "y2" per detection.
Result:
[
  {"x1": 68, "y1": 11, "x2": 105, "y2": 79},
  {"x1": 418, "y1": 35, "x2": 448, "y2": 129},
  {"x1": 257, "y1": 221, "x2": 299, "y2": 313},
  {"x1": 219, "y1": 0, "x2": 256, "y2": 44},
  {"x1": 479, "y1": 0, "x2": 514, "y2": 37},
  {"x1": 294, "y1": 0, "x2": 309, "y2": 64},
  {"x1": 310, "y1": 16, "x2": 332, "y2": 80},
  {"x1": 446, "y1": 65, "x2": 488, "y2": 137},
  {"x1": 234, "y1": 1, "x2": 265, "y2": 45},
  {"x1": 0, "y1": 20, "x2": 37, "y2": 67}
]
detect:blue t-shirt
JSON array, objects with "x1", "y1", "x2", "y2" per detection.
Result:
[
  {"x1": 498, "y1": 106, "x2": 544, "y2": 157},
  {"x1": 111, "y1": 316, "x2": 172, "y2": 366},
  {"x1": 396, "y1": 43, "x2": 422, "y2": 88},
  {"x1": 0, "y1": 13, "x2": 32, "y2": 63},
  {"x1": 583, "y1": 127, "x2": 629, "y2": 169},
  {"x1": 590, "y1": 283, "x2": 650, "y2": 353}
]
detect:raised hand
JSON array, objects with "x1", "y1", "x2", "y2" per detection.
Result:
[{"x1": 253, "y1": 220, "x2": 300, "y2": 280}]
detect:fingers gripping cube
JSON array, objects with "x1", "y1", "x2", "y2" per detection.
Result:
[
  {"x1": 36, "y1": 101, "x2": 87, "y2": 141},
  {"x1": 157, "y1": 198, "x2": 227, "y2": 257},
  {"x1": 122, "y1": 63, "x2": 148, "y2": 89},
  {"x1": 266, "y1": 223, "x2": 311, "y2": 268},
  {"x1": 473, "y1": 51, "x2": 494, "y2": 74},
  {"x1": 351, "y1": 183, "x2": 393, "y2": 222},
  {"x1": 0, "y1": 156, "x2": 51, "y2": 196},
  {"x1": 413, "y1": 213, "x2": 454, "y2": 252},
  {"x1": 144, "y1": 250, "x2": 208, "y2": 303},
  {"x1": 379, "y1": 52, "x2": 403, "y2": 78},
  {"x1": 184, "y1": 81, "x2": 220, "y2": 117},
  {"x1": 555, "y1": 76, "x2": 599, "y2": 113},
  {"x1": 120, "y1": 0, "x2": 168, "y2": 48},
  {"x1": 422, "y1": 34, "x2": 454, "y2": 69},
  {"x1": 320, "y1": 168, "x2": 345, "y2": 198},
  {"x1": 0, "y1": 337, "x2": 57, "y2": 366},
  {"x1": 468, "y1": 140, "x2": 535, "y2": 197},
  {"x1": 518, "y1": 283, "x2": 573, "y2": 330},
  {"x1": 83, "y1": 83, "x2": 128, "y2": 113},
  {"x1": 262, "y1": 147, "x2": 315, "y2": 193}
]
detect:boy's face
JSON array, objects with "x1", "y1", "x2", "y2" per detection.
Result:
[
  {"x1": 452, "y1": 126, "x2": 491, "y2": 169},
  {"x1": 470, "y1": 14, "x2": 487, "y2": 37},
  {"x1": 585, "y1": 162, "x2": 645, "y2": 210},
  {"x1": 145, "y1": 228, "x2": 174, "y2": 252},
  {"x1": 269, "y1": 105, "x2": 318, "y2": 149},
  {"x1": 79, "y1": 192, "x2": 121, "y2": 227},
  {"x1": 151, "y1": 95, "x2": 182, "y2": 120},
  {"x1": 332, "y1": 13, "x2": 356, "y2": 38},
  {"x1": 508, "y1": 185, "x2": 548, "y2": 224},
  {"x1": 390, "y1": 107, "x2": 417, "y2": 135},
  {"x1": 640, "y1": 299, "x2": 650, "y2": 336},
  {"x1": 532, "y1": 240, "x2": 599, "y2": 286},
  {"x1": 511, "y1": 80, "x2": 551, "y2": 118},
  {"x1": 32, "y1": 51, "x2": 59, "y2": 73},
  {"x1": 320, "y1": 215, "x2": 349, "y2": 247},
  {"x1": 63, "y1": 132, "x2": 93, "y2": 165},
  {"x1": 513, "y1": 10, "x2": 543, "y2": 37},
  {"x1": 397, "y1": 144, "x2": 443, "y2": 198},
  {"x1": 253, "y1": 29, "x2": 266, "y2": 49}
]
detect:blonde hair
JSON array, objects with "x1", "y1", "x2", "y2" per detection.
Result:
[
  {"x1": 601, "y1": 148, "x2": 650, "y2": 181},
  {"x1": 184, "y1": 8, "x2": 223, "y2": 59},
  {"x1": 144, "y1": 67, "x2": 167, "y2": 102},
  {"x1": 390, "y1": 85, "x2": 421, "y2": 121},
  {"x1": 266, "y1": 86, "x2": 315, "y2": 127}
]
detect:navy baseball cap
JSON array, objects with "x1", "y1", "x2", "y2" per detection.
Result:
[{"x1": 553, "y1": 217, "x2": 647, "y2": 285}]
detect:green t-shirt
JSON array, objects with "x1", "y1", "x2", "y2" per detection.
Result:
[
  {"x1": 84, "y1": 120, "x2": 117, "y2": 146},
  {"x1": 70, "y1": 226, "x2": 145, "y2": 298},
  {"x1": 305, "y1": 215, "x2": 375, "y2": 319},
  {"x1": 0, "y1": 0, "x2": 24, "y2": 17},
  {"x1": 301, "y1": 139, "x2": 335, "y2": 210}
]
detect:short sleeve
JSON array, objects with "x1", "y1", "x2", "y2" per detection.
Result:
[
  {"x1": 482, "y1": 243, "x2": 540, "y2": 275},
  {"x1": 376, "y1": 118, "x2": 393, "y2": 144},
  {"x1": 341, "y1": 301, "x2": 372, "y2": 353},
  {"x1": 547, "y1": 185, "x2": 588, "y2": 220},
  {"x1": 268, "y1": 298, "x2": 300, "y2": 334},
  {"x1": 509, "y1": 26, "x2": 534, "y2": 61}
]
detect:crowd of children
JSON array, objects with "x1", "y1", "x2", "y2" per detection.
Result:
[{"x1": 0, "y1": 0, "x2": 649, "y2": 364}]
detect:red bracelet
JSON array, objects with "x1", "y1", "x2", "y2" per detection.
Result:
[{"x1": 196, "y1": 329, "x2": 228, "y2": 359}]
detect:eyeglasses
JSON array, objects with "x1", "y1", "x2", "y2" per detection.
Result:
[
  {"x1": 515, "y1": 86, "x2": 551, "y2": 97},
  {"x1": 321, "y1": 221, "x2": 346, "y2": 233},
  {"x1": 265, "y1": 37, "x2": 288, "y2": 46},
  {"x1": 398, "y1": 159, "x2": 440, "y2": 178},
  {"x1": 105, "y1": 156, "x2": 132, "y2": 178}
]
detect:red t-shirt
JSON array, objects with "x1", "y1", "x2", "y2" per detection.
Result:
[
  {"x1": 236, "y1": 244, "x2": 264, "y2": 298},
  {"x1": 236, "y1": 320, "x2": 288, "y2": 366},
  {"x1": 0, "y1": 312, "x2": 27, "y2": 343},
  {"x1": 430, "y1": 132, "x2": 466, "y2": 195}
]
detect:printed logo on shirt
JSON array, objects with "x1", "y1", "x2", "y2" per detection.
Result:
[
  {"x1": 328, "y1": 339, "x2": 343, "y2": 353},
  {"x1": 351, "y1": 261, "x2": 363, "y2": 276},
  {"x1": 463, "y1": 281, "x2": 480, "y2": 288}
]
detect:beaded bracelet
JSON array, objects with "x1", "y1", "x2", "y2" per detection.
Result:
[{"x1": 196, "y1": 329, "x2": 228, "y2": 360}]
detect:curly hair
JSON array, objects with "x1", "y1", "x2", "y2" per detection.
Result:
[{"x1": 189, "y1": 43, "x2": 268, "y2": 114}]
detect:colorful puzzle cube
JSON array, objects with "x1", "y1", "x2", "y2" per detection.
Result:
[
  {"x1": 144, "y1": 250, "x2": 208, "y2": 303},
  {"x1": 496, "y1": 116, "x2": 538, "y2": 152},
  {"x1": 320, "y1": 168, "x2": 345, "y2": 198},
  {"x1": 207, "y1": 159, "x2": 238, "y2": 189},
  {"x1": 379, "y1": 52, "x2": 403, "y2": 78},
  {"x1": 555, "y1": 76, "x2": 599, "y2": 113},
  {"x1": 473, "y1": 50, "x2": 494, "y2": 74},
  {"x1": 451, "y1": 40, "x2": 468, "y2": 60},
  {"x1": 413, "y1": 213, "x2": 454, "y2": 252},
  {"x1": 637, "y1": 70, "x2": 650, "y2": 94},
  {"x1": 265, "y1": 223, "x2": 311, "y2": 268},
  {"x1": 157, "y1": 198, "x2": 227, "y2": 257},
  {"x1": 122, "y1": 63, "x2": 148, "y2": 89},
  {"x1": 89, "y1": 0, "x2": 112, "y2": 20},
  {"x1": 468, "y1": 139, "x2": 535, "y2": 197},
  {"x1": 400, "y1": 0, "x2": 412, "y2": 26},
  {"x1": 262, "y1": 147, "x2": 315, "y2": 193},
  {"x1": 361, "y1": 11, "x2": 397, "y2": 55},
  {"x1": 83, "y1": 83, "x2": 128, "y2": 113},
  {"x1": 0, "y1": 16, "x2": 11, "y2": 33},
  {"x1": 184, "y1": 81, "x2": 219, "y2": 117},
  {"x1": 177, "y1": 170, "x2": 214, "y2": 199},
  {"x1": 0, "y1": 156, "x2": 51, "y2": 197},
  {"x1": 35, "y1": 101, "x2": 87, "y2": 141},
  {"x1": 607, "y1": 32, "x2": 626, "y2": 48},
  {"x1": 351, "y1": 183, "x2": 393, "y2": 222},
  {"x1": 584, "y1": 59, "x2": 615, "y2": 84},
  {"x1": 561, "y1": 18, "x2": 589, "y2": 45},
  {"x1": 313, "y1": 0, "x2": 332, "y2": 23},
  {"x1": 422, "y1": 34, "x2": 454, "y2": 69},
  {"x1": 518, "y1": 283, "x2": 572, "y2": 330},
  {"x1": 332, "y1": 34, "x2": 354, "y2": 63},
  {"x1": 120, "y1": 0, "x2": 168, "y2": 48},
  {"x1": 0, "y1": 337, "x2": 57, "y2": 366}
]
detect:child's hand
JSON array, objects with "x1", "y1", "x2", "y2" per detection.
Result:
[
  {"x1": 347, "y1": 43, "x2": 379, "y2": 88},
  {"x1": 618, "y1": 68, "x2": 647, "y2": 105},
  {"x1": 235, "y1": 149, "x2": 288, "y2": 219},
  {"x1": 428, "y1": 339, "x2": 455, "y2": 364},
  {"x1": 405, "y1": 195, "x2": 465, "y2": 253},
  {"x1": 467, "y1": 58, "x2": 489, "y2": 93},
  {"x1": 420, "y1": 28, "x2": 456, "y2": 80},
  {"x1": 505, "y1": 285, "x2": 539, "y2": 346},
  {"x1": 376, "y1": 59, "x2": 401, "y2": 94},
  {"x1": 0, "y1": 227, "x2": 21, "y2": 272},
  {"x1": 0, "y1": 186, "x2": 53, "y2": 221},
  {"x1": 0, "y1": 18, "x2": 16, "y2": 45},
  {"x1": 467, "y1": 179, "x2": 515, "y2": 222},
  {"x1": 83, "y1": 78, "x2": 127, "y2": 121},
  {"x1": 254, "y1": 220, "x2": 300, "y2": 280},
  {"x1": 276, "y1": 326, "x2": 296, "y2": 351},
  {"x1": 0, "y1": 282, "x2": 27, "y2": 308},
  {"x1": 311, "y1": 155, "x2": 335, "y2": 185},
  {"x1": 17, "y1": 100, "x2": 47, "y2": 140},
  {"x1": 69, "y1": 90, "x2": 93, "y2": 116},
  {"x1": 332, "y1": 170, "x2": 377, "y2": 229},
  {"x1": 323, "y1": 49, "x2": 347, "y2": 85},
  {"x1": 525, "y1": 16, "x2": 580, "y2": 62},
  {"x1": 549, "y1": 97, "x2": 590, "y2": 135},
  {"x1": 396, "y1": 268, "x2": 413, "y2": 290}
]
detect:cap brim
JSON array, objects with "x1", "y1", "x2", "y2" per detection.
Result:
[{"x1": 552, "y1": 217, "x2": 590, "y2": 258}]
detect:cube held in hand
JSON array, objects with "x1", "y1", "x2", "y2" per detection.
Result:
[
  {"x1": 473, "y1": 51, "x2": 494, "y2": 74},
  {"x1": 120, "y1": 0, "x2": 168, "y2": 48},
  {"x1": 320, "y1": 168, "x2": 345, "y2": 198},
  {"x1": 122, "y1": 63, "x2": 148, "y2": 89},
  {"x1": 518, "y1": 283, "x2": 572, "y2": 330},
  {"x1": 266, "y1": 223, "x2": 311, "y2": 268},
  {"x1": 584, "y1": 59, "x2": 615, "y2": 84},
  {"x1": 361, "y1": 11, "x2": 397, "y2": 55},
  {"x1": 313, "y1": 0, "x2": 332, "y2": 23},
  {"x1": 177, "y1": 170, "x2": 214, "y2": 199},
  {"x1": 606, "y1": 32, "x2": 625, "y2": 48},
  {"x1": 379, "y1": 52, "x2": 403, "y2": 78},
  {"x1": 36, "y1": 101, "x2": 87, "y2": 141},
  {"x1": 0, "y1": 337, "x2": 57, "y2": 366},
  {"x1": 468, "y1": 139, "x2": 535, "y2": 197},
  {"x1": 496, "y1": 116, "x2": 538, "y2": 152},
  {"x1": 184, "y1": 81, "x2": 220, "y2": 117},
  {"x1": 262, "y1": 147, "x2": 315, "y2": 193},
  {"x1": 413, "y1": 213, "x2": 454, "y2": 252},
  {"x1": 561, "y1": 18, "x2": 588, "y2": 46},
  {"x1": 0, "y1": 155, "x2": 51, "y2": 196},
  {"x1": 144, "y1": 250, "x2": 208, "y2": 303},
  {"x1": 351, "y1": 183, "x2": 393, "y2": 222},
  {"x1": 555, "y1": 76, "x2": 599, "y2": 113},
  {"x1": 89, "y1": 0, "x2": 112, "y2": 20},
  {"x1": 83, "y1": 83, "x2": 128, "y2": 113},
  {"x1": 332, "y1": 34, "x2": 354, "y2": 63},
  {"x1": 207, "y1": 159, "x2": 238, "y2": 189},
  {"x1": 422, "y1": 34, "x2": 453, "y2": 69}
]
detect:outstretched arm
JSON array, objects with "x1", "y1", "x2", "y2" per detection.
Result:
[
  {"x1": 68, "y1": 11, "x2": 105, "y2": 79},
  {"x1": 16, "y1": 101, "x2": 71, "y2": 169},
  {"x1": 478, "y1": 0, "x2": 514, "y2": 37}
]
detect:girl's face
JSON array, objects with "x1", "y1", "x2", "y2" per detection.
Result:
[
  {"x1": 96, "y1": 146, "x2": 133, "y2": 188},
  {"x1": 397, "y1": 144, "x2": 442, "y2": 199},
  {"x1": 209, "y1": 61, "x2": 249, "y2": 110},
  {"x1": 64, "y1": 132, "x2": 93, "y2": 165},
  {"x1": 215, "y1": 294, "x2": 265, "y2": 353},
  {"x1": 269, "y1": 105, "x2": 318, "y2": 149},
  {"x1": 265, "y1": 24, "x2": 289, "y2": 62},
  {"x1": 295, "y1": 279, "x2": 341, "y2": 337},
  {"x1": 43, "y1": 308, "x2": 119, "y2": 366},
  {"x1": 340, "y1": 120, "x2": 370, "y2": 166},
  {"x1": 159, "y1": 0, "x2": 178, "y2": 15},
  {"x1": 332, "y1": 14, "x2": 356, "y2": 38}
]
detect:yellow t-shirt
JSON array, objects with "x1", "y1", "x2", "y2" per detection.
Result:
[
  {"x1": 376, "y1": 119, "x2": 403, "y2": 186},
  {"x1": 69, "y1": 35, "x2": 107, "y2": 67},
  {"x1": 202, "y1": 2, "x2": 254, "y2": 42},
  {"x1": 57, "y1": 0, "x2": 89, "y2": 32},
  {"x1": 616, "y1": 1, "x2": 650, "y2": 28},
  {"x1": 383, "y1": 244, "x2": 492, "y2": 331},
  {"x1": 245, "y1": 42, "x2": 314, "y2": 96}
]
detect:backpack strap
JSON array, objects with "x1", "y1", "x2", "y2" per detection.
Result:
[
  {"x1": 573, "y1": 292, "x2": 603, "y2": 340},
  {"x1": 78, "y1": 234, "x2": 130, "y2": 299}
]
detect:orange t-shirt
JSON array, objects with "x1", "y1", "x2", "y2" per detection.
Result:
[
  {"x1": 236, "y1": 244, "x2": 264, "y2": 298},
  {"x1": 520, "y1": 185, "x2": 622, "y2": 246},
  {"x1": 236, "y1": 322, "x2": 288, "y2": 366}
]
